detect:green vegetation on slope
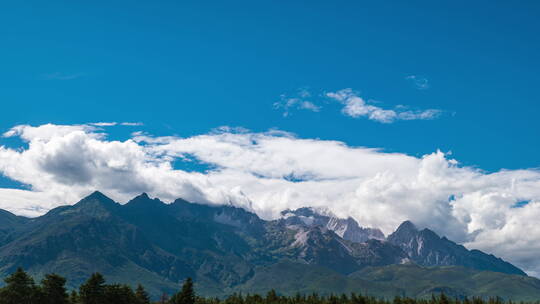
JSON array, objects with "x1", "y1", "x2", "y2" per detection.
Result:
[
  {"x1": 352, "y1": 264, "x2": 540, "y2": 302},
  {"x1": 1, "y1": 268, "x2": 539, "y2": 304},
  {"x1": 0, "y1": 192, "x2": 538, "y2": 300},
  {"x1": 232, "y1": 261, "x2": 401, "y2": 297}
]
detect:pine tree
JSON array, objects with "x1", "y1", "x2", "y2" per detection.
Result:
[
  {"x1": 69, "y1": 290, "x2": 80, "y2": 304},
  {"x1": 0, "y1": 268, "x2": 38, "y2": 304},
  {"x1": 439, "y1": 293, "x2": 450, "y2": 304},
  {"x1": 266, "y1": 289, "x2": 279, "y2": 304},
  {"x1": 135, "y1": 284, "x2": 151, "y2": 304},
  {"x1": 0, "y1": 269, "x2": 536, "y2": 304},
  {"x1": 40, "y1": 273, "x2": 70, "y2": 304},
  {"x1": 79, "y1": 273, "x2": 106, "y2": 304},
  {"x1": 103, "y1": 283, "x2": 136, "y2": 304},
  {"x1": 171, "y1": 277, "x2": 196, "y2": 304}
]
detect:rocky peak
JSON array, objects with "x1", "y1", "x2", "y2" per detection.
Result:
[
  {"x1": 126, "y1": 193, "x2": 164, "y2": 208},
  {"x1": 78, "y1": 191, "x2": 115, "y2": 204},
  {"x1": 281, "y1": 207, "x2": 385, "y2": 243},
  {"x1": 136, "y1": 192, "x2": 150, "y2": 199},
  {"x1": 387, "y1": 221, "x2": 418, "y2": 243},
  {"x1": 396, "y1": 220, "x2": 418, "y2": 233},
  {"x1": 213, "y1": 205, "x2": 266, "y2": 235},
  {"x1": 73, "y1": 191, "x2": 118, "y2": 215},
  {"x1": 0, "y1": 190, "x2": 529, "y2": 295},
  {"x1": 387, "y1": 220, "x2": 526, "y2": 276},
  {"x1": 327, "y1": 216, "x2": 385, "y2": 242}
]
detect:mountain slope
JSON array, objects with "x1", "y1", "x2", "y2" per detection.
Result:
[
  {"x1": 285, "y1": 225, "x2": 406, "y2": 274},
  {"x1": 0, "y1": 192, "x2": 187, "y2": 295},
  {"x1": 352, "y1": 264, "x2": 540, "y2": 301},
  {"x1": 0, "y1": 209, "x2": 29, "y2": 246},
  {"x1": 281, "y1": 207, "x2": 385, "y2": 242},
  {"x1": 0, "y1": 192, "x2": 532, "y2": 299},
  {"x1": 233, "y1": 260, "x2": 402, "y2": 297},
  {"x1": 0, "y1": 192, "x2": 405, "y2": 296},
  {"x1": 387, "y1": 221, "x2": 525, "y2": 275}
]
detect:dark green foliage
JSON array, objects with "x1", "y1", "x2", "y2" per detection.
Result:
[
  {"x1": 352, "y1": 264, "x2": 540, "y2": 301},
  {"x1": 40, "y1": 273, "x2": 69, "y2": 304},
  {"x1": 135, "y1": 283, "x2": 151, "y2": 304},
  {"x1": 0, "y1": 268, "x2": 37, "y2": 304},
  {"x1": 78, "y1": 273, "x2": 106, "y2": 304},
  {"x1": 78, "y1": 272, "x2": 137, "y2": 304},
  {"x1": 103, "y1": 283, "x2": 136, "y2": 304},
  {"x1": 171, "y1": 278, "x2": 196, "y2": 304},
  {"x1": 184, "y1": 291, "x2": 540, "y2": 304},
  {"x1": 0, "y1": 269, "x2": 538, "y2": 304},
  {"x1": 69, "y1": 290, "x2": 79, "y2": 304}
]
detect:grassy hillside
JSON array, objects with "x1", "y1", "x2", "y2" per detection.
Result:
[
  {"x1": 351, "y1": 264, "x2": 540, "y2": 301},
  {"x1": 229, "y1": 261, "x2": 540, "y2": 301},
  {"x1": 232, "y1": 261, "x2": 402, "y2": 297}
]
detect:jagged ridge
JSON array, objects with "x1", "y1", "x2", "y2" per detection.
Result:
[{"x1": 0, "y1": 191, "x2": 530, "y2": 298}]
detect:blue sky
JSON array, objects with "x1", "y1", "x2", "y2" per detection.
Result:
[
  {"x1": 2, "y1": 1, "x2": 540, "y2": 275},
  {"x1": 1, "y1": 0, "x2": 540, "y2": 173}
]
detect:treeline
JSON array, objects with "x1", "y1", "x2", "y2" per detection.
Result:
[
  {"x1": 0, "y1": 268, "x2": 153, "y2": 304},
  {"x1": 0, "y1": 268, "x2": 538, "y2": 304}
]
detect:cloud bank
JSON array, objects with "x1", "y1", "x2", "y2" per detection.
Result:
[{"x1": 1, "y1": 123, "x2": 540, "y2": 276}]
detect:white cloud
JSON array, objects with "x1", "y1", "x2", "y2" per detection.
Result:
[
  {"x1": 398, "y1": 109, "x2": 441, "y2": 120},
  {"x1": 327, "y1": 88, "x2": 441, "y2": 123},
  {"x1": 2, "y1": 123, "x2": 99, "y2": 141},
  {"x1": 406, "y1": 75, "x2": 430, "y2": 90},
  {"x1": 1, "y1": 124, "x2": 540, "y2": 276},
  {"x1": 120, "y1": 122, "x2": 144, "y2": 126},
  {"x1": 89, "y1": 122, "x2": 143, "y2": 127},
  {"x1": 274, "y1": 89, "x2": 321, "y2": 117},
  {"x1": 274, "y1": 88, "x2": 440, "y2": 123},
  {"x1": 90, "y1": 122, "x2": 118, "y2": 127},
  {"x1": 0, "y1": 189, "x2": 55, "y2": 217}
]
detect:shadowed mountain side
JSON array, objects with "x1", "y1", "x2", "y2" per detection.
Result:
[
  {"x1": 388, "y1": 221, "x2": 525, "y2": 275},
  {"x1": 0, "y1": 192, "x2": 405, "y2": 295},
  {"x1": 0, "y1": 209, "x2": 29, "y2": 246},
  {"x1": 0, "y1": 191, "x2": 532, "y2": 299}
]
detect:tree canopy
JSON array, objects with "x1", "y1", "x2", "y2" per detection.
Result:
[{"x1": 0, "y1": 269, "x2": 532, "y2": 304}]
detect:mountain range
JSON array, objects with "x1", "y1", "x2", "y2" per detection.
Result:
[{"x1": 0, "y1": 191, "x2": 537, "y2": 300}]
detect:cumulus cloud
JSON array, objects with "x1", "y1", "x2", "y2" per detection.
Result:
[
  {"x1": 1, "y1": 124, "x2": 540, "y2": 276},
  {"x1": 406, "y1": 75, "x2": 430, "y2": 90},
  {"x1": 327, "y1": 88, "x2": 441, "y2": 123}
]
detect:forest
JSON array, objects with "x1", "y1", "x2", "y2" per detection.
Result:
[{"x1": 0, "y1": 268, "x2": 537, "y2": 304}]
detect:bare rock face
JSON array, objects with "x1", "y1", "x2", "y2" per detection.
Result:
[
  {"x1": 388, "y1": 220, "x2": 526, "y2": 275},
  {"x1": 0, "y1": 192, "x2": 528, "y2": 298},
  {"x1": 280, "y1": 207, "x2": 385, "y2": 243}
]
